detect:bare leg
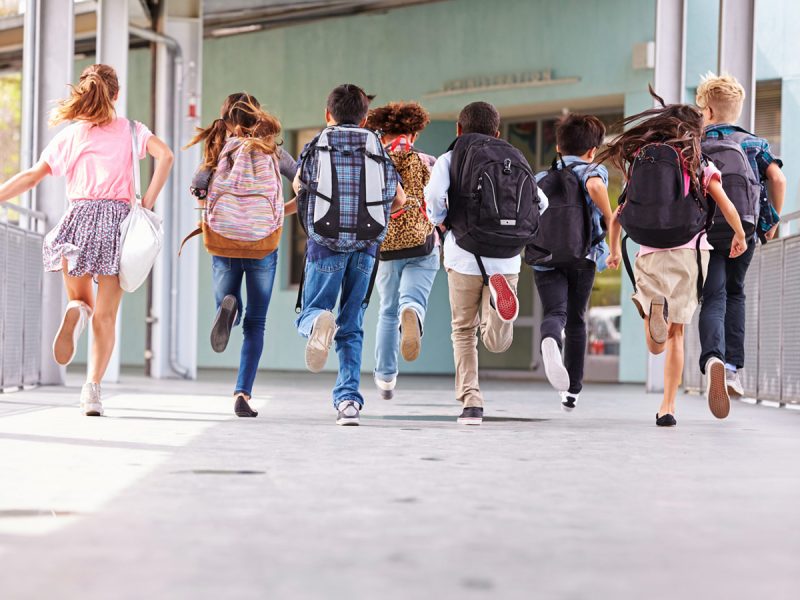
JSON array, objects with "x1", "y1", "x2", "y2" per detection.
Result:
[
  {"x1": 87, "y1": 275, "x2": 124, "y2": 384},
  {"x1": 61, "y1": 259, "x2": 95, "y2": 310},
  {"x1": 659, "y1": 323, "x2": 684, "y2": 417}
]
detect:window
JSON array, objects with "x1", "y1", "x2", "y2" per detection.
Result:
[{"x1": 755, "y1": 80, "x2": 781, "y2": 155}]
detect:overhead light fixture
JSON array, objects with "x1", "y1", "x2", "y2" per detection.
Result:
[{"x1": 210, "y1": 24, "x2": 263, "y2": 38}]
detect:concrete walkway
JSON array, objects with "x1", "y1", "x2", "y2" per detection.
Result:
[{"x1": 0, "y1": 371, "x2": 798, "y2": 599}]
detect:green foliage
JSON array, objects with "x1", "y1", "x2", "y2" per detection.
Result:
[{"x1": 0, "y1": 73, "x2": 22, "y2": 182}]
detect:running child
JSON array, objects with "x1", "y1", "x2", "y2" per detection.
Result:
[
  {"x1": 602, "y1": 89, "x2": 747, "y2": 426},
  {"x1": 0, "y1": 64, "x2": 173, "y2": 416},
  {"x1": 365, "y1": 102, "x2": 439, "y2": 400},
  {"x1": 425, "y1": 101, "x2": 548, "y2": 425},
  {"x1": 527, "y1": 114, "x2": 615, "y2": 412},
  {"x1": 292, "y1": 84, "x2": 406, "y2": 426},
  {"x1": 695, "y1": 73, "x2": 786, "y2": 416},
  {"x1": 185, "y1": 92, "x2": 295, "y2": 418}
]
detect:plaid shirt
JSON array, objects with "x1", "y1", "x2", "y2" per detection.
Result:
[
  {"x1": 299, "y1": 125, "x2": 399, "y2": 258},
  {"x1": 704, "y1": 124, "x2": 782, "y2": 181}
]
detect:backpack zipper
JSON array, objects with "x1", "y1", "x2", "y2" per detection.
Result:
[{"x1": 483, "y1": 171, "x2": 499, "y2": 215}]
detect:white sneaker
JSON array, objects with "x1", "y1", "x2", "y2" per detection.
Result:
[
  {"x1": 559, "y1": 391, "x2": 578, "y2": 412},
  {"x1": 541, "y1": 337, "x2": 570, "y2": 392},
  {"x1": 305, "y1": 311, "x2": 337, "y2": 373},
  {"x1": 726, "y1": 369, "x2": 745, "y2": 397},
  {"x1": 705, "y1": 357, "x2": 730, "y2": 419},
  {"x1": 53, "y1": 301, "x2": 92, "y2": 366},
  {"x1": 336, "y1": 400, "x2": 361, "y2": 426},
  {"x1": 374, "y1": 374, "x2": 396, "y2": 400},
  {"x1": 80, "y1": 382, "x2": 104, "y2": 417}
]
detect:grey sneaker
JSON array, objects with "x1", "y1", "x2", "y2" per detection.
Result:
[
  {"x1": 336, "y1": 400, "x2": 361, "y2": 426},
  {"x1": 374, "y1": 374, "x2": 396, "y2": 400},
  {"x1": 305, "y1": 311, "x2": 337, "y2": 373},
  {"x1": 210, "y1": 294, "x2": 238, "y2": 353},
  {"x1": 80, "y1": 382, "x2": 104, "y2": 417},
  {"x1": 541, "y1": 337, "x2": 570, "y2": 392},
  {"x1": 726, "y1": 369, "x2": 744, "y2": 397},
  {"x1": 400, "y1": 307, "x2": 422, "y2": 362}
]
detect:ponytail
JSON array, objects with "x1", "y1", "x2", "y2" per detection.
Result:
[
  {"x1": 185, "y1": 92, "x2": 282, "y2": 169},
  {"x1": 50, "y1": 64, "x2": 119, "y2": 127}
]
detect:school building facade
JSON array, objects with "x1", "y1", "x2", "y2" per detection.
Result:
[{"x1": 63, "y1": 0, "x2": 799, "y2": 384}]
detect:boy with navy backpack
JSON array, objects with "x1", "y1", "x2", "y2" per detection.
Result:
[
  {"x1": 425, "y1": 101, "x2": 548, "y2": 425},
  {"x1": 527, "y1": 114, "x2": 614, "y2": 412},
  {"x1": 293, "y1": 84, "x2": 406, "y2": 426},
  {"x1": 696, "y1": 74, "x2": 786, "y2": 415}
]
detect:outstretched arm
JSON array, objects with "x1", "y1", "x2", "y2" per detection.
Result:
[
  {"x1": 606, "y1": 206, "x2": 622, "y2": 270},
  {"x1": 707, "y1": 179, "x2": 747, "y2": 257},
  {"x1": 765, "y1": 162, "x2": 786, "y2": 240},
  {"x1": 0, "y1": 160, "x2": 51, "y2": 203},
  {"x1": 141, "y1": 136, "x2": 174, "y2": 210},
  {"x1": 585, "y1": 176, "x2": 614, "y2": 226}
]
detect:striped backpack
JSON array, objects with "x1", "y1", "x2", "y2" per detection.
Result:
[{"x1": 183, "y1": 138, "x2": 283, "y2": 259}]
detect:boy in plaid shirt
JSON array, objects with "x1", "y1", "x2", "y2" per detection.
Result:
[
  {"x1": 696, "y1": 73, "x2": 786, "y2": 415},
  {"x1": 292, "y1": 84, "x2": 405, "y2": 425}
]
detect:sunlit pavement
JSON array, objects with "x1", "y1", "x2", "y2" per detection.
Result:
[{"x1": 0, "y1": 371, "x2": 798, "y2": 599}]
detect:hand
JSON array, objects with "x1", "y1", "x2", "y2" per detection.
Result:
[
  {"x1": 729, "y1": 233, "x2": 747, "y2": 258},
  {"x1": 606, "y1": 250, "x2": 621, "y2": 270},
  {"x1": 765, "y1": 224, "x2": 779, "y2": 240}
]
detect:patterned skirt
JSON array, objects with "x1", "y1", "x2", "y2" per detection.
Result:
[{"x1": 43, "y1": 199, "x2": 131, "y2": 277}]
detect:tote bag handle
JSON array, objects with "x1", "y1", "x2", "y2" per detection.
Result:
[{"x1": 129, "y1": 119, "x2": 142, "y2": 205}]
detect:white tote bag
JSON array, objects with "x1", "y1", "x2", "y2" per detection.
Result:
[{"x1": 118, "y1": 120, "x2": 164, "y2": 292}]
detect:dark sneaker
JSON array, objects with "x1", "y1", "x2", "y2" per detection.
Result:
[
  {"x1": 488, "y1": 274, "x2": 519, "y2": 322},
  {"x1": 211, "y1": 295, "x2": 238, "y2": 353},
  {"x1": 648, "y1": 296, "x2": 669, "y2": 345},
  {"x1": 656, "y1": 412, "x2": 677, "y2": 427},
  {"x1": 705, "y1": 357, "x2": 730, "y2": 419},
  {"x1": 457, "y1": 406, "x2": 483, "y2": 425},
  {"x1": 305, "y1": 311, "x2": 337, "y2": 373},
  {"x1": 560, "y1": 392, "x2": 578, "y2": 412},
  {"x1": 726, "y1": 369, "x2": 744, "y2": 397},
  {"x1": 234, "y1": 394, "x2": 258, "y2": 418},
  {"x1": 400, "y1": 307, "x2": 422, "y2": 362},
  {"x1": 336, "y1": 400, "x2": 361, "y2": 426}
]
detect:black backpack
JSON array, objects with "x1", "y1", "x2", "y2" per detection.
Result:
[
  {"x1": 525, "y1": 158, "x2": 604, "y2": 268},
  {"x1": 701, "y1": 128, "x2": 760, "y2": 249},
  {"x1": 445, "y1": 133, "x2": 544, "y2": 282},
  {"x1": 618, "y1": 143, "x2": 712, "y2": 299}
]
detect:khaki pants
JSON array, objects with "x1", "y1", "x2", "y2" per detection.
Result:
[{"x1": 447, "y1": 270, "x2": 518, "y2": 407}]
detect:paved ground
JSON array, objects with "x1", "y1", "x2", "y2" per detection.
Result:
[{"x1": 0, "y1": 371, "x2": 798, "y2": 600}]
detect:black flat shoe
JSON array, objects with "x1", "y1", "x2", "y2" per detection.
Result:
[
  {"x1": 234, "y1": 394, "x2": 258, "y2": 418},
  {"x1": 656, "y1": 412, "x2": 676, "y2": 427}
]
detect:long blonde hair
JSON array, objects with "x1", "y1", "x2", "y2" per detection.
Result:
[
  {"x1": 185, "y1": 92, "x2": 282, "y2": 169},
  {"x1": 50, "y1": 64, "x2": 119, "y2": 127}
]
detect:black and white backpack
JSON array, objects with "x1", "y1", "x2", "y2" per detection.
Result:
[
  {"x1": 526, "y1": 158, "x2": 603, "y2": 268},
  {"x1": 445, "y1": 133, "x2": 545, "y2": 282},
  {"x1": 701, "y1": 128, "x2": 760, "y2": 249}
]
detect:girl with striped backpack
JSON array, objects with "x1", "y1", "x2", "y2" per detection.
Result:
[{"x1": 185, "y1": 93, "x2": 296, "y2": 418}]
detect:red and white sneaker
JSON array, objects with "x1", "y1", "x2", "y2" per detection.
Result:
[{"x1": 488, "y1": 274, "x2": 519, "y2": 322}]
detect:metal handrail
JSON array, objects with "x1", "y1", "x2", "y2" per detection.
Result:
[{"x1": 0, "y1": 203, "x2": 47, "y2": 222}]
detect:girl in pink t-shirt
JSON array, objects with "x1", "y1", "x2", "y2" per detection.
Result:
[
  {"x1": 0, "y1": 64, "x2": 173, "y2": 416},
  {"x1": 601, "y1": 91, "x2": 747, "y2": 427}
]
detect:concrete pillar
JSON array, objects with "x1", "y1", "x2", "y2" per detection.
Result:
[
  {"x1": 148, "y1": 0, "x2": 202, "y2": 379},
  {"x1": 94, "y1": 0, "x2": 130, "y2": 384},
  {"x1": 22, "y1": 0, "x2": 75, "y2": 385},
  {"x1": 718, "y1": 0, "x2": 757, "y2": 130}
]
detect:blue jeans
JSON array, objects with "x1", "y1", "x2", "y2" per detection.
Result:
[
  {"x1": 374, "y1": 249, "x2": 440, "y2": 382},
  {"x1": 698, "y1": 240, "x2": 756, "y2": 372},
  {"x1": 295, "y1": 250, "x2": 375, "y2": 408},
  {"x1": 212, "y1": 252, "x2": 278, "y2": 397}
]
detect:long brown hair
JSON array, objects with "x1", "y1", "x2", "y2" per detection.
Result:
[
  {"x1": 185, "y1": 93, "x2": 281, "y2": 169},
  {"x1": 596, "y1": 86, "x2": 705, "y2": 192},
  {"x1": 50, "y1": 64, "x2": 119, "y2": 127}
]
